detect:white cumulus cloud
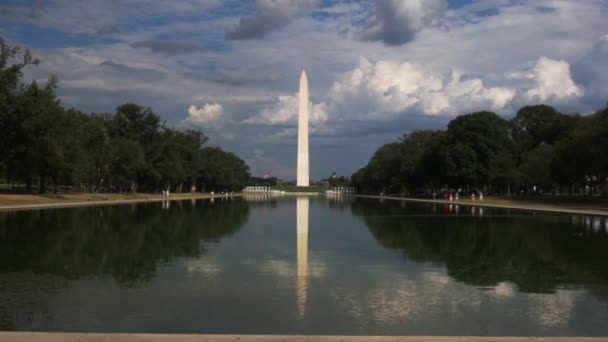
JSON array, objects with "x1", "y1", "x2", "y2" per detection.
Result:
[
  {"x1": 183, "y1": 103, "x2": 224, "y2": 125},
  {"x1": 243, "y1": 94, "x2": 328, "y2": 126},
  {"x1": 329, "y1": 58, "x2": 515, "y2": 119},
  {"x1": 525, "y1": 56, "x2": 583, "y2": 102}
]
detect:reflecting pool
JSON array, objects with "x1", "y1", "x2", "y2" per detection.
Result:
[{"x1": 1, "y1": 195, "x2": 608, "y2": 335}]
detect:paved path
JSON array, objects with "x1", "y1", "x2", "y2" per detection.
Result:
[
  {"x1": 0, "y1": 194, "x2": 242, "y2": 212},
  {"x1": 1, "y1": 334, "x2": 607, "y2": 342},
  {"x1": 357, "y1": 195, "x2": 608, "y2": 217}
]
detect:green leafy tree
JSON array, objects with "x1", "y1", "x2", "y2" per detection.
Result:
[
  {"x1": 107, "y1": 139, "x2": 146, "y2": 192},
  {"x1": 444, "y1": 111, "x2": 516, "y2": 190},
  {"x1": 552, "y1": 108, "x2": 608, "y2": 195},
  {"x1": 157, "y1": 129, "x2": 208, "y2": 192},
  {"x1": 440, "y1": 143, "x2": 479, "y2": 185},
  {"x1": 350, "y1": 108, "x2": 601, "y2": 196},
  {"x1": 13, "y1": 77, "x2": 64, "y2": 193},
  {"x1": 512, "y1": 105, "x2": 566, "y2": 151},
  {"x1": 106, "y1": 103, "x2": 164, "y2": 191},
  {"x1": 198, "y1": 147, "x2": 250, "y2": 192},
  {"x1": 518, "y1": 144, "x2": 555, "y2": 192},
  {"x1": 351, "y1": 143, "x2": 405, "y2": 194},
  {"x1": 400, "y1": 130, "x2": 443, "y2": 192},
  {"x1": 1, "y1": 37, "x2": 39, "y2": 188}
]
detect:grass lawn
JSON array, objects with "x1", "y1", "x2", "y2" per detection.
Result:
[
  {"x1": 272, "y1": 186, "x2": 330, "y2": 193},
  {"x1": 434, "y1": 195, "x2": 608, "y2": 212},
  {"x1": 486, "y1": 195, "x2": 608, "y2": 211},
  {"x1": 0, "y1": 192, "x2": 220, "y2": 206}
]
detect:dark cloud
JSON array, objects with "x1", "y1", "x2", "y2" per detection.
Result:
[
  {"x1": 0, "y1": 5, "x2": 13, "y2": 17},
  {"x1": 226, "y1": 0, "x2": 316, "y2": 40},
  {"x1": 356, "y1": 0, "x2": 444, "y2": 46},
  {"x1": 27, "y1": 0, "x2": 45, "y2": 18},
  {"x1": 130, "y1": 40, "x2": 206, "y2": 56},
  {"x1": 99, "y1": 61, "x2": 165, "y2": 82},
  {"x1": 535, "y1": 6, "x2": 557, "y2": 14},
  {"x1": 96, "y1": 25, "x2": 120, "y2": 35},
  {"x1": 572, "y1": 35, "x2": 608, "y2": 107},
  {"x1": 209, "y1": 69, "x2": 281, "y2": 85},
  {"x1": 178, "y1": 68, "x2": 281, "y2": 86}
]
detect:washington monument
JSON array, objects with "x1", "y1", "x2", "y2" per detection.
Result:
[{"x1": 297, "y1": 70, "x2": 310, "y2": 187}]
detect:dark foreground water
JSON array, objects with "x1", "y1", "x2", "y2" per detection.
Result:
[{"x1": 1, "y1": 195, "x2": 608, "y2": 336}]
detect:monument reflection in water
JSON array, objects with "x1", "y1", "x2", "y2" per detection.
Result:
[{"x1": 296, "y1": 196, "x2": 309, "y2": 317}]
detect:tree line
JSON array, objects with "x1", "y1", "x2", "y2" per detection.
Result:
[
  {"x1": 352, "y1": 104, "x2": 608, "y2": 196},
  {"x1": 0, "y1": 37, "x2": 250, "y2": 194}
]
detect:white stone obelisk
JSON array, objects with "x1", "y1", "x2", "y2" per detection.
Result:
[{"x1": 297, "y1": 70, "x2": 309, "y2": 187}]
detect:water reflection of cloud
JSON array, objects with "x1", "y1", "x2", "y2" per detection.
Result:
[
  {"x1": 366, "y1": 284, "x2": 420, "y2": 323},
  {"x1": 308, "y1": 259, "x2": 327, "y2": 278},
  {"x1": 185, "y1": 259, "x2": 220, "y2": 276},
  {"x1": 327, "y1": 267, "x2": 585, "y2": 332},
  {"x1": 424, "y1": 271, "x2": 450, "y2": 287},
  {"x1": 493, "y1": 282, "x2": 515, "y2": 298},
  {"x1": 245, "y1": 256, "x2": 326, "y2": 279},
  {"x1": 329, "y1": 272, "x2": 459, "y2": 326},
  {"x1": 528, "y1": 291, "x2": 577, "y2": 329},
  {"x1": 259, "y1": 260, "x2": 293, "y2": 277}
]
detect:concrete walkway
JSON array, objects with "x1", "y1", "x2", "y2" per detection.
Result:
[
  {"x1": 0, "y1": 194, "x2": 242, "y2": 212},
  {"x1": 0, "y1": 334, "x2": 607, "y2": 342},
  {"x1": 358, "y1": 195, "x2": 608, "y2": 217}
]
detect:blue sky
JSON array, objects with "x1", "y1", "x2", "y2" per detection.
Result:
[{"x1": 1, "y1": 0, "x2": 608, "y2": 180}]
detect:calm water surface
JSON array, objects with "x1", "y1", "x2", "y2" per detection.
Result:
[{"x1": 1, "y1": 195, "x2": 608, "y2": 335}]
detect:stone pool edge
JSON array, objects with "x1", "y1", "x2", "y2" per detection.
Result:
[
  {"x1": 357, "y1": 195, "x2": 608, "y2": 217},
  {"x1": 1, "y1": 334, "x2": 608, "y2": 342}
]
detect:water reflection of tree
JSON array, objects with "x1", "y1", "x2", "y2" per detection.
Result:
[
  {"x1": 351, "y1": 199, "x2": 608, "y2": 294},
  {"x1": 0, "y1": 199, "x2": 249, "y2": 286}
]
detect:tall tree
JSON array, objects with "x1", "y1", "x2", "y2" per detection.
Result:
[
  {"x1": 197, "y1": 147, "x2": 250, "y2": 192},
  {"x1": 444, "y1": 111, "x2": 516, "y2": 189},
  {"x1": 106, "y1": 103, "x2": 164, "y2": 191},
  {"x1": 0, "y1": 37, "x2": 39, "y2": 185},
  {"x1": 401, "y1": 130, "x2": 444, "y2": 192},
  {"x1": 512, "y1": 105, "x2": 564, "y2": 151},
  {"x1": 13, "y1": 77, "x2": 64, "y2": 193}
]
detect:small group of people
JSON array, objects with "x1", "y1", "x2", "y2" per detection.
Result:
[
  {"x1": 437, "y1": 190, "x2": 483, "y2": 201},
  {"x1": 470, "y1": 191, "x2": 484, "y2": 201},
  {"x1": 448, "y1": 192, "x2": 459, "y2": 201},
  {"x1": 162, "y1": 189, "x2": 171, "y2": 198}
]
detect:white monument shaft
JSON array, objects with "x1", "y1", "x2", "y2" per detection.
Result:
[{"x1": 297, "y1": 70, "x2": 309, "y2": 187}]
